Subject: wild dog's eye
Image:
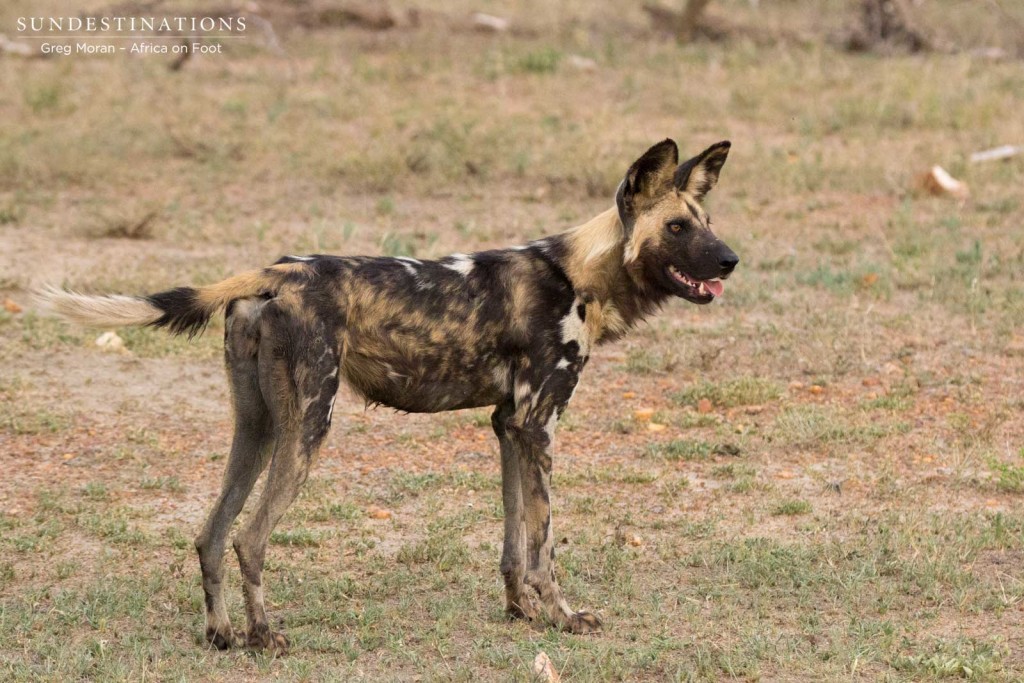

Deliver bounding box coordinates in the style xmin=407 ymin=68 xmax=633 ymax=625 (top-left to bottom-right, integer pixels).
xmin=668 ymin=223 xmax=683 ymax=234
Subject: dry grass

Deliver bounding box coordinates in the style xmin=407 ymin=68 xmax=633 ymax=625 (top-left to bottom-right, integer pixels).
xmin=2 ymin=0 xmax=1024 ymax=680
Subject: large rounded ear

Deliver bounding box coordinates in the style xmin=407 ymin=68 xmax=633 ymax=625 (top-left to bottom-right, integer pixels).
xmin=616 ymin=139 xmax=679 ymax=237
xmin=674 ymin=140 xmax=731 ymax=201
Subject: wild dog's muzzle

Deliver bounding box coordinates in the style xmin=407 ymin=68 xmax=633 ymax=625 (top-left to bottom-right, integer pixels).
xmin=667 ymin=240 xmax=739 ymax=303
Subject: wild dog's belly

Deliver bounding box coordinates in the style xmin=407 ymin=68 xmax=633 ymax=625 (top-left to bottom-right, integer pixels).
xmin=363 ymin=377 xmax=505 ymax=413
xmin=342 ymin=348 xmax=509 ymax=413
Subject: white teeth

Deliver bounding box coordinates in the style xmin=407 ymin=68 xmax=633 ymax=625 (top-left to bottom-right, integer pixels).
xmin=669 ymin=265 xmax=710 ymax=291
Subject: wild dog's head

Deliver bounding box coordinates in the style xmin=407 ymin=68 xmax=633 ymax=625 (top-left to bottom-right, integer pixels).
xmin=618 ymin=139 xmax=738 ymax=304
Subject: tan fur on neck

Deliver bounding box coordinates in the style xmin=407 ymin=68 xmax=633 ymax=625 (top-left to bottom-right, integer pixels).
xmin=560 ymin=207 xmax=635 ymax=341
xmin=562 ymin=207 xmax=625 ymax=298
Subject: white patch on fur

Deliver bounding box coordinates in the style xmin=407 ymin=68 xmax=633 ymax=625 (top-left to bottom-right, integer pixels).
xmin=555 ymin=358 xmax=570 ymax=370
xmin=286 ymin=255 xmax=314 ymax=261
xmin=326 ymin=395 xmax=336 ymax=424
xmin=37 ymin=287 xmax=163 ymax=329
xmin=559 ymin=300 xmax=592 ymax=357
xmin=534 ymin=238 xmax=555 ymax=255
xmin=514 ymin=379 xmax=532 ymax=405
xmin=394 ymin=256 xmax=436 ymax=289
xmin=442 ymin=254 xmax=474 ymax=276
xmin=545 ymin=410 xmax=559 ymax=442
xmin=492 ymin=365 xmax=510 ymax=393
xmin=394 ymin=256 xmax=420 ymax=279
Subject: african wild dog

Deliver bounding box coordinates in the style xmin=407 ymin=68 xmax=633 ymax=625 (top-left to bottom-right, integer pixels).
xmin=43 ymin=138 xmax=738 ymax=652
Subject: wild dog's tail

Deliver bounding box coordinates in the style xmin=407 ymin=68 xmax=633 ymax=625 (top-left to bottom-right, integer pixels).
xmin=40 ymin=263 xmax=304 ymax=338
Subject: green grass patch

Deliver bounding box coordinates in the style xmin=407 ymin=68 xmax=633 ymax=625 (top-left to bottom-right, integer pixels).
xmin=772 ymin=499 xmax=812 ymax=516
xmin=622 ymin=348 xmax=677 ymax=375
xmin=514 ymin=47 xmax=562 ymax=74
xmin=890 ymin=637 xmax=1003 ymax=679
xmin=729 ymin=476 xmax=769 ymax=494
xmin=305 ymin=501 xmax=364 ymax=523
xmin=773 ymin=405 xmax=907 ymax=449
xmin=860 ymin=382 xmax=917 ymax=412
xmin=386 ymin=470 xmax=498 ymax=502
xmin=699 ymin=537 xmax=819 ymax=589
xmin=77 ymin=510 xmax=148 ymax=546
xmin=711 ymin=463 xmax=757 ymax=479
xmin=0 ymin=406 xmax=71 ymax=435
xmin=645 ymin=439 xmax=713 ymax=461
xmin=396 ymin=529 xmax=470 ymax=571
xmin=271 ymin=528 xmax=324 ymax=547
xmin=989 ymin=451 xmax=1024 ymax=493
xmin=796 ymin=263 xmax=890 ymax=296
xmin=673 ymin=377 xmax=781 ymax=408
xmin=676 ymin=412 xmax=722 ymax=429
xmin=139 ymin=476 xmax=184 ymax=493
xmin=81 ymin=482 xmax=109 ymax=501
xmin=558 ymin=467 xmax=660 ymax=486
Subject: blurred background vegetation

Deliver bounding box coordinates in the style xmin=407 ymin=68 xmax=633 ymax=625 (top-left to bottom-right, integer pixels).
xmin=2 ymin=2 xmax=1024 ymax=680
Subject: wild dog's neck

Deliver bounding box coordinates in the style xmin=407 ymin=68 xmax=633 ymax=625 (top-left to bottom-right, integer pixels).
xmin=555 ymin=206 xmax=667 ymax=342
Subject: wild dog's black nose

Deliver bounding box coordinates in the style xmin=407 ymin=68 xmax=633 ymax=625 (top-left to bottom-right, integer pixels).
xmin=718 ymin=249 xmax=739 ymax=275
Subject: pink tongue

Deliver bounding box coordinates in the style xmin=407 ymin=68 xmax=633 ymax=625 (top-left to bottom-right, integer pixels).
xmin=704 ymin=279 xmax=724 ymax=297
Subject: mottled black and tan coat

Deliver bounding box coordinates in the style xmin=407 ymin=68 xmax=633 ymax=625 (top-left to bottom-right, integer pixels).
xmin=44 ymin=138 xmax=739 ymax=651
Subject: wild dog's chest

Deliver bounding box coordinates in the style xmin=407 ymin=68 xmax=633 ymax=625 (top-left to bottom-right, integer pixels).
xmin=547 ymin=296 xmax=620 ymax=376
xmin=558 ymin=300 xmax=594 ymax=362
xmin=557 ymin=296 xmax=621 ymax=359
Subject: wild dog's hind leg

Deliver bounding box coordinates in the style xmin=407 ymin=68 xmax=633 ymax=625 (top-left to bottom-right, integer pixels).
xmin=493 ymin=399 xmax=539 ymax=621
xmin=232 ymin=305 xmax=340 ymax=654
xmin=195 ymin=299 xmax=274 ymax=649
xmin=505 ymin=365 xmax=602 ymax=634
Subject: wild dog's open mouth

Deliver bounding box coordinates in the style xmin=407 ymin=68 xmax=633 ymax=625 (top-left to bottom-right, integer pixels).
xmin=667 ymin=265 xmax=724 ymax=303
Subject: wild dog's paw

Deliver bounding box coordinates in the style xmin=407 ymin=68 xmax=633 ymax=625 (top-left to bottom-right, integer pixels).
xmin=506 ymin=591 xmax=541 ymax=622
xmin=204 ymin=626 xmax=242 ymax=650
xmin=246 ymin=624 xmax=290 ymax=655
xmin=565 ymin=611 xmax=603 ymax=635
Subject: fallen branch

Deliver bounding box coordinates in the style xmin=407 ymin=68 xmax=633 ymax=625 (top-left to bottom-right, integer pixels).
xmin=970 ymin=145 xmax=1024 ymax=163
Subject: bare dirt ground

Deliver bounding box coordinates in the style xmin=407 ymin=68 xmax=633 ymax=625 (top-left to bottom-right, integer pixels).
xmin=2 ymin=0 xmax=1024 ymax=680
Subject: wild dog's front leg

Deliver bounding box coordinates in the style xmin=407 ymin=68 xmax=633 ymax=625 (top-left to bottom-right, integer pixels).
xmin=517 ymin=435 xmax=601 ymax=634
xmin=506 ymin=369 xmax=602 ymax=634
xmin=492 ymin=400 xmax=538 ymax=620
